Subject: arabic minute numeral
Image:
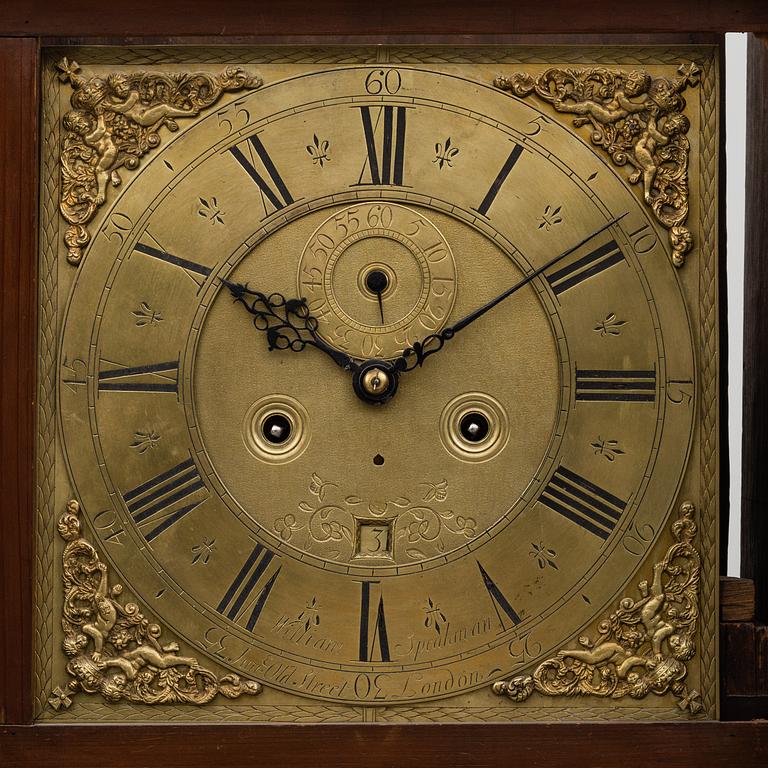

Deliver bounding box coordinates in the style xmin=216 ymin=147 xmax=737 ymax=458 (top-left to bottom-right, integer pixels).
xmin=364 ymin=69 xmax=402 ymax=95
xmin=622 ymin=521 xmax=656 ymax=556
xmin=666 ymin=378 xmax=694 ymax=405
xmin=216 ymin=99 xmax=250 ymax=135
xmin=101 ymin=212 xmax=133 ymax=243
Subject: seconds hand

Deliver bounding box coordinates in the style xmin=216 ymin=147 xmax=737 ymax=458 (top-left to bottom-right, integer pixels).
xmin=365 ymin=269 xmax=388 ymax=325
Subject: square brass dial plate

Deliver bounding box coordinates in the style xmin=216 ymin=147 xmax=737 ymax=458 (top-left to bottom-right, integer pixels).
xmin=35 ymin=44 xmax=719 ymax=723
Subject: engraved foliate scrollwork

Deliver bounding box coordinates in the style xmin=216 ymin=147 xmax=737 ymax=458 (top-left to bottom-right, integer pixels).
xmin=495 ymin=62 xmax=701 ymax=267
xmin=493 ymin=501 xmax=702 ymax=714
xmin=274 ymin=474 xmax=473 ymax=563
xmin=49 ymin=499 xmax=262 ymax=711
xmin=56 ymin=58 xmax=261 ymax=264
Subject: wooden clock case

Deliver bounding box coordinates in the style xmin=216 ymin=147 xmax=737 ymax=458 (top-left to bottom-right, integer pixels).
xmin=2 ymin=1 xmax=768 ymax=765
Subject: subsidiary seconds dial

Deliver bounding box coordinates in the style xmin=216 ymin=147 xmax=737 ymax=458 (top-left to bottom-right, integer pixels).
xmin=297 ymin=202 xmax=456 ymax=360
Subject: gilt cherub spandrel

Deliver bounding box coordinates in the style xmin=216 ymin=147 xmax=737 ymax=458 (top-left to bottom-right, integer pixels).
xmin=56 ymin=59 xmax=261 ymax=264
xmin=493 ymin=501 xmax=702 ymax=714
xmin=495 ymin=62 xmax=701 ymax=266
xmin=49 ymin=499 xmax=262 ymax=710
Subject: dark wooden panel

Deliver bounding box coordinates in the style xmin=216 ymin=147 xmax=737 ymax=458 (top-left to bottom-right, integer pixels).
xmin=721 ymin=695 xmax=768 ymax=720
xmin=722 ymin=622 xmax=758 ymax=695
xmin=0 ymin=0 xmax=767 ymax=36
xmin=0 ymin=37 xmax=38 ymax=725
xmin=721 ymin=577 xmax=756 ymax=622
xmin=742 ymin=34 xmax=768 ymax=622
xmin=1 ymin=723 xmax=768 ymax=767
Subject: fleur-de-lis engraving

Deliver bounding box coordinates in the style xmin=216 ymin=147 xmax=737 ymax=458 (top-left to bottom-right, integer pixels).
xmin=424 ymin=597 xmax=447 ymax=634
xmin=129 ymin=430 xmax=161 ymax=453
xmin=591 ymin=437 xmax=625 ymax=461
xmin=433 ymin=137 xmax=459 ymax=169
xmin=538 ymin=204 xmax=563 ymax=230
xmin=594 ymin=312 xmax=627 ymax=337
xmin=530 ymin=542 xmax=558 ymax=570
xmin=191 ymin=537 xmax=216 ymax=565
xmin=306 ymin=134 xmax=331 ymax=167
xmin=132 ymin=301 xmax=163 ymax=327
xmin=198 ymin=196 xmax=224 ymax=225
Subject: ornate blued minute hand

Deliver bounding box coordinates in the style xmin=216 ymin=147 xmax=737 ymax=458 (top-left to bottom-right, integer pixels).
xmin=393 ymin=213 xmax=629 ymax=373
xmin=220 ymin=279 xmax=358 ymax=372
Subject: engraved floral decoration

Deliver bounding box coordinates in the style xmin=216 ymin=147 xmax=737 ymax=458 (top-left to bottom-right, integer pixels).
xmin=495 ymin=62 xmax=701 ymax=267
xmin=56 ymin=59 xmax=261 ymax=264
xmin=306 ymin=134 xmax=331 ymax=167
xmin=433 ymin=137 xmax=459 ymax=169
xmin=494 ymin=501 xmax=702 ymax=714
xmin=132 ymin=301 xmax=163 ymax=327
xmin=593 ymin=312 xmax=626 ymax=337
xmin=274 ymin=474 xmax=475 ymax=562
xmin=49 ymin=500 xmax=261 ymax=710
xmin=129 ymin=429 xmax=161 ymax=453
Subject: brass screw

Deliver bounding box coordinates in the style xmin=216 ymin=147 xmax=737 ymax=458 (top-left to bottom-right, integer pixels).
xmin=361 ymin=367 xmax=389 ymax=395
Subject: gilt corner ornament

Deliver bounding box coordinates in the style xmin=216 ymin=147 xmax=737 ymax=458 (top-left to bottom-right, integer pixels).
xmin=48 ymin=499 xmax=262 ymax=712
xmin=495 ymin=62 xmax=701 ymax=267
xmin=56 ymin=58 xmax=261 ymax=265
xmin=493 ymin=501 xmax=703 ymax=715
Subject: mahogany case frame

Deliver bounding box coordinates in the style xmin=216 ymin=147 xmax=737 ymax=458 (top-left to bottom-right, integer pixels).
xmin=2 ymin=2 xmax=768 ymax=765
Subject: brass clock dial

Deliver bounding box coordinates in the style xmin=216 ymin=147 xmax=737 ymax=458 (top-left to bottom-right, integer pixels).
xmin=42 ymin=47 xmax=719 ymax=721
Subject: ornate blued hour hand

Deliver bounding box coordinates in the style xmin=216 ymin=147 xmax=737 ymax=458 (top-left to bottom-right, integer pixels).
xmin=393 ymin=213 xmax=629 ymax=373
xmin=220 ymin=279 xmax=358 ymax=372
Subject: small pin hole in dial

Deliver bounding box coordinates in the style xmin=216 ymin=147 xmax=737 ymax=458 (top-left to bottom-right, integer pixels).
xmin=373 ymin=454 xmax=385 ymax=466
